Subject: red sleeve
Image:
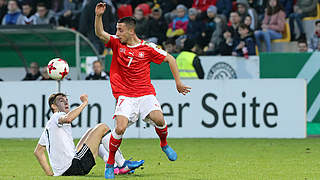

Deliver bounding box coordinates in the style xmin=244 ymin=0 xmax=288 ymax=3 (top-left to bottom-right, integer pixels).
xmin=105 ymin=35 xmax=119 ymax=50
xmin=148 ymin=43 xmax=167 ymax=64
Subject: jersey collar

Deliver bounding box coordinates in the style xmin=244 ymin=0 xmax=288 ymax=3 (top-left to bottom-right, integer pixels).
xmin=127 ymin=39 xmax=144 ymax=48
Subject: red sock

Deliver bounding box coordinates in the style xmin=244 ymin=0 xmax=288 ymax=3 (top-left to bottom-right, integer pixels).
xmin=155 ymin=125 xmax=168 ymax=147
xmin=107 ymin=134 xmax=122 ymax=165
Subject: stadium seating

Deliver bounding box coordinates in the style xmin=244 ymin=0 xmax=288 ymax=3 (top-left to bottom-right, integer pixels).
xmin=303 ymin=3 xmax=320 ymax=21
xmin=272 ymin=22 xmax=291 ymax=43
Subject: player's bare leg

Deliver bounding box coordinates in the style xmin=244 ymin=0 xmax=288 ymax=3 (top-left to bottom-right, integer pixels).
xmin=104 ymin=115 xmax=128 ymax=179
xmin=149 ymin=110 xmax=177 ymax=161
xmin=83 ymin=123 xmax=110 ymax=158
xmin=76 ymin=128 xmax=93 ymax=152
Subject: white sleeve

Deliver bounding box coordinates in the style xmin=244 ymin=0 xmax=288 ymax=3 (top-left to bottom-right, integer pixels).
xmin=38 ymin=131 xmax=46 ymax=146
xmin=51 ymin=112 xmax=67 ymax=127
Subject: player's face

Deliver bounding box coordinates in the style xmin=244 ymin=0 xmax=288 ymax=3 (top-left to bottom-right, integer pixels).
xmin=55 ymin=95 xmax=70 ymax=113
xmin=116 ymin=23 xmax=131 ymax=44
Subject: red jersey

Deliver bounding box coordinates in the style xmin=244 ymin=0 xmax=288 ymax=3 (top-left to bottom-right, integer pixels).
xmin=105 ymin=35 xmax=167 ymax=99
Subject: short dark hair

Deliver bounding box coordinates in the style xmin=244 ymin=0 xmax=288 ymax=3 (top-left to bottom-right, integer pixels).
xmin=37 ymin=2 xmax=47 ymax=8
xmin=239 ymin=23 xmax=249 ymax=30
xmin=315 ymin=20 xmax=320 ymax=26
xmin=48 ymin=93 xmax=66 ymax=113
xmin=297 ymin=39 xmax=307 ymax=47
xmin=93 ymin=60 xmax=102 ymax=66
xmin=118 ymin=16 xmax=136 ymax=30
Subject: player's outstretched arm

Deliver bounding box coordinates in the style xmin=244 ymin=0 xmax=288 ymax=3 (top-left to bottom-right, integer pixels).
xmin=34 ymin=144 xmax=53 ymax=176
xmin=58 ymin=94 xmax=88 ymax=124
xmin=164 ymin=54 xmax=191 ymax=95
xmin=95 ymin=2 xmax=111 ymax=43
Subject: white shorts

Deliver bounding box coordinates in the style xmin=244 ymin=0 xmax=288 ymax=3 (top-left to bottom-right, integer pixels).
xmin=114 ymin=95 xmax=162 ymax=127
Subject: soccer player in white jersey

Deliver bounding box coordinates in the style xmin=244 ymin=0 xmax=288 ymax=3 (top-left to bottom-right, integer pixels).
xmin=34 ymin=93 xmax=144 ymax=176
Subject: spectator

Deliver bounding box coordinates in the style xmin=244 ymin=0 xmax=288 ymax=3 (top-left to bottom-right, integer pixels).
xmin=216 ymin=0 xmax=232 ymax=19
xmin=135 ymin=3 xmax=151 ymax=19
xmin=316 ymin=41 xmax=320 ymax=52
xmin=248 ymin=0 xmax=266 ymax=23
xmin=233 ymin=23 xmax=256 ymax=57
xmin=163 ymin=38 xmax=178 ymax=54
xmin=85 ymin=60 xmax=109 ymax=80
xmin=22 ymin=62 xmax=41 ymax=81
xmin=309 ymin=20 xmax=320 ymax=51
xmin=0 ymin=0 xmax=7 ymax=23
xmin=244 ymin=15 xmax=255 ymax=37
xmin=279 ymin=0 xmax=293 ymax=18
xmin=207 ymin=27 xmax=235 ymax=55
xmin=207 ymin=15 xmax=227 ymax=52
xmin=17 ymin=3 xmax=37 ymax=25
xmin=289 ymin=0 xmax=317 ymax=41
xmin=198 ymin=5 xmax=217 ymax=48
xmin=236 ymin=0 xmax=258 ymax=31
xmin=79 ymin=0 xmax=116 ymax=54
xmin=146 ymin=6 xmax=168 ymax=45
xmin=192 ymin=0 xmax=216 ymax=13
xmin=186 ymin=8 xmax=203 ymax=42
xmin=1 ymin=0 xmax=21 ymax=25
xmin=134 ymin=7 xmax=148 ymax=39
xmin=35 ymin=3 xmax=56 ymax=25
xmin=297 ymin=39 xmax=310 ymax=52
xmin=229 ymin=11 xmax=241 ymax=42
xmin=40 ymin=66 xmax=54 ymax=80
xmin=254 ymin=0 xmax=285 ymax=52
xmin=56 ymin=0 xmax=86 ymax=29
xmin=176 ymin=38 xmax=204 ymax=79
xmin=166 ymin=4 xmax=189 ymax=39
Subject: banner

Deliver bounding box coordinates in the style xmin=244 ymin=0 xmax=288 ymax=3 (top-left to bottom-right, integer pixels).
xmin=0 ymin=80 xmax=306 ymax=138
xmin=200 ymin=56 xmax=260 ymax=79
xmin=260 ymin=52 xmax=320 ymax=135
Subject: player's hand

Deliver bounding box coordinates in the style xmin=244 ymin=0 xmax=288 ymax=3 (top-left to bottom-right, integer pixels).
xmin=176 ymin=82 xmax=191 ymax=95
xmin=80 ymin=94 xmax=88 ymax=104
xmin=95 ymin=2 xmax=106 ymax=17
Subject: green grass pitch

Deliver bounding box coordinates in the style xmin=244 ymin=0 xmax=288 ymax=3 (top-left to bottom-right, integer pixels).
xmin=1 ymin=138 xmax=320 ymax=180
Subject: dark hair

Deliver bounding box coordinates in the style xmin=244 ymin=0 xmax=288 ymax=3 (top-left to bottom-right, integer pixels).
xmin=230 ymin=11 xmax=240 ymax=16
xmin=298 ymin=39 xmax=307 ymax=44
xmin=266 ymin=0 xmax=283 ymax=16
xmin=182 ymin=38 xmax=195 ymax=51
xmin=163 ymin=38 xmax=176 ymax=46
xmin=48 ymin=93 xmax=66 ymax=113
xmin=239 ymin=23 xmax=249 ymax=30
xmin=93 ymin=60 xmax=102 ymax=66
xmin=118 ymin=16 xmax=136 ymax=30
xmin=37 ymin=2 xmax=47 ymax=8
xmin=315 ymin=20 xmax=320 ymax=26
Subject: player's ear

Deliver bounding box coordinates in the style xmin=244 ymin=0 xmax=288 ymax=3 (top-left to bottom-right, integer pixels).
xmin=51 ymin=104 xmax=57 ymax=112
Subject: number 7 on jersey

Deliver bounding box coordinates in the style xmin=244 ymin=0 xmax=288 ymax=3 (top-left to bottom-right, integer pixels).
xmin=127 ymin=56 xmax=133 ymax=67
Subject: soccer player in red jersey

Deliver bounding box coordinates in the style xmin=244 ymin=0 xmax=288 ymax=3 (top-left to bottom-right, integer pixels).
xmin=95 ymin=2 xmax=191 ymax=179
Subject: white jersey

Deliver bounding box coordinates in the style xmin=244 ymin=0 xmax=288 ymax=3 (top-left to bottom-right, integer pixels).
xmin=38 ymin=112 xmax=76 ymax=176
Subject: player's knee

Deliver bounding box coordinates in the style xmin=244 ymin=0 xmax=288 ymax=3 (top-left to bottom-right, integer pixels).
xmin=115 ymin=126 xmax=126 ymax=135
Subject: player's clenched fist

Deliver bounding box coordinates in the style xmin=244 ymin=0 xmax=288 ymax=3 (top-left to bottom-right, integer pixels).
xmin=95 ymin=2 xmax=106 ymax=16
xmin=80 ymin=94 xmax=88 ymax=104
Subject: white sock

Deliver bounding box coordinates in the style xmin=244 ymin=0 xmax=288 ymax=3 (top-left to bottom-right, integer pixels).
xmin=100 ymin=130 xmax=125 ymax=167
xmin=98 ymin=144 xmax=108 ymax=163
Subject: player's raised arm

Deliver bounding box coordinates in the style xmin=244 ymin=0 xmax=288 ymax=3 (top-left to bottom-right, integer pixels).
xmin=58 ymin=94 xmax=88 ymax=124
xmin=95 ymin=2 xmax=111 ymax=43
xmin=164 ymin=54 xmax=191 ymax=95
xmin=34 ymin=144 xmax=53 ymax=176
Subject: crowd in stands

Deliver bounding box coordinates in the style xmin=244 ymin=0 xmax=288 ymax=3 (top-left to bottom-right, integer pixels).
xmin=0 ymin=0 xmax=319 ymax=57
